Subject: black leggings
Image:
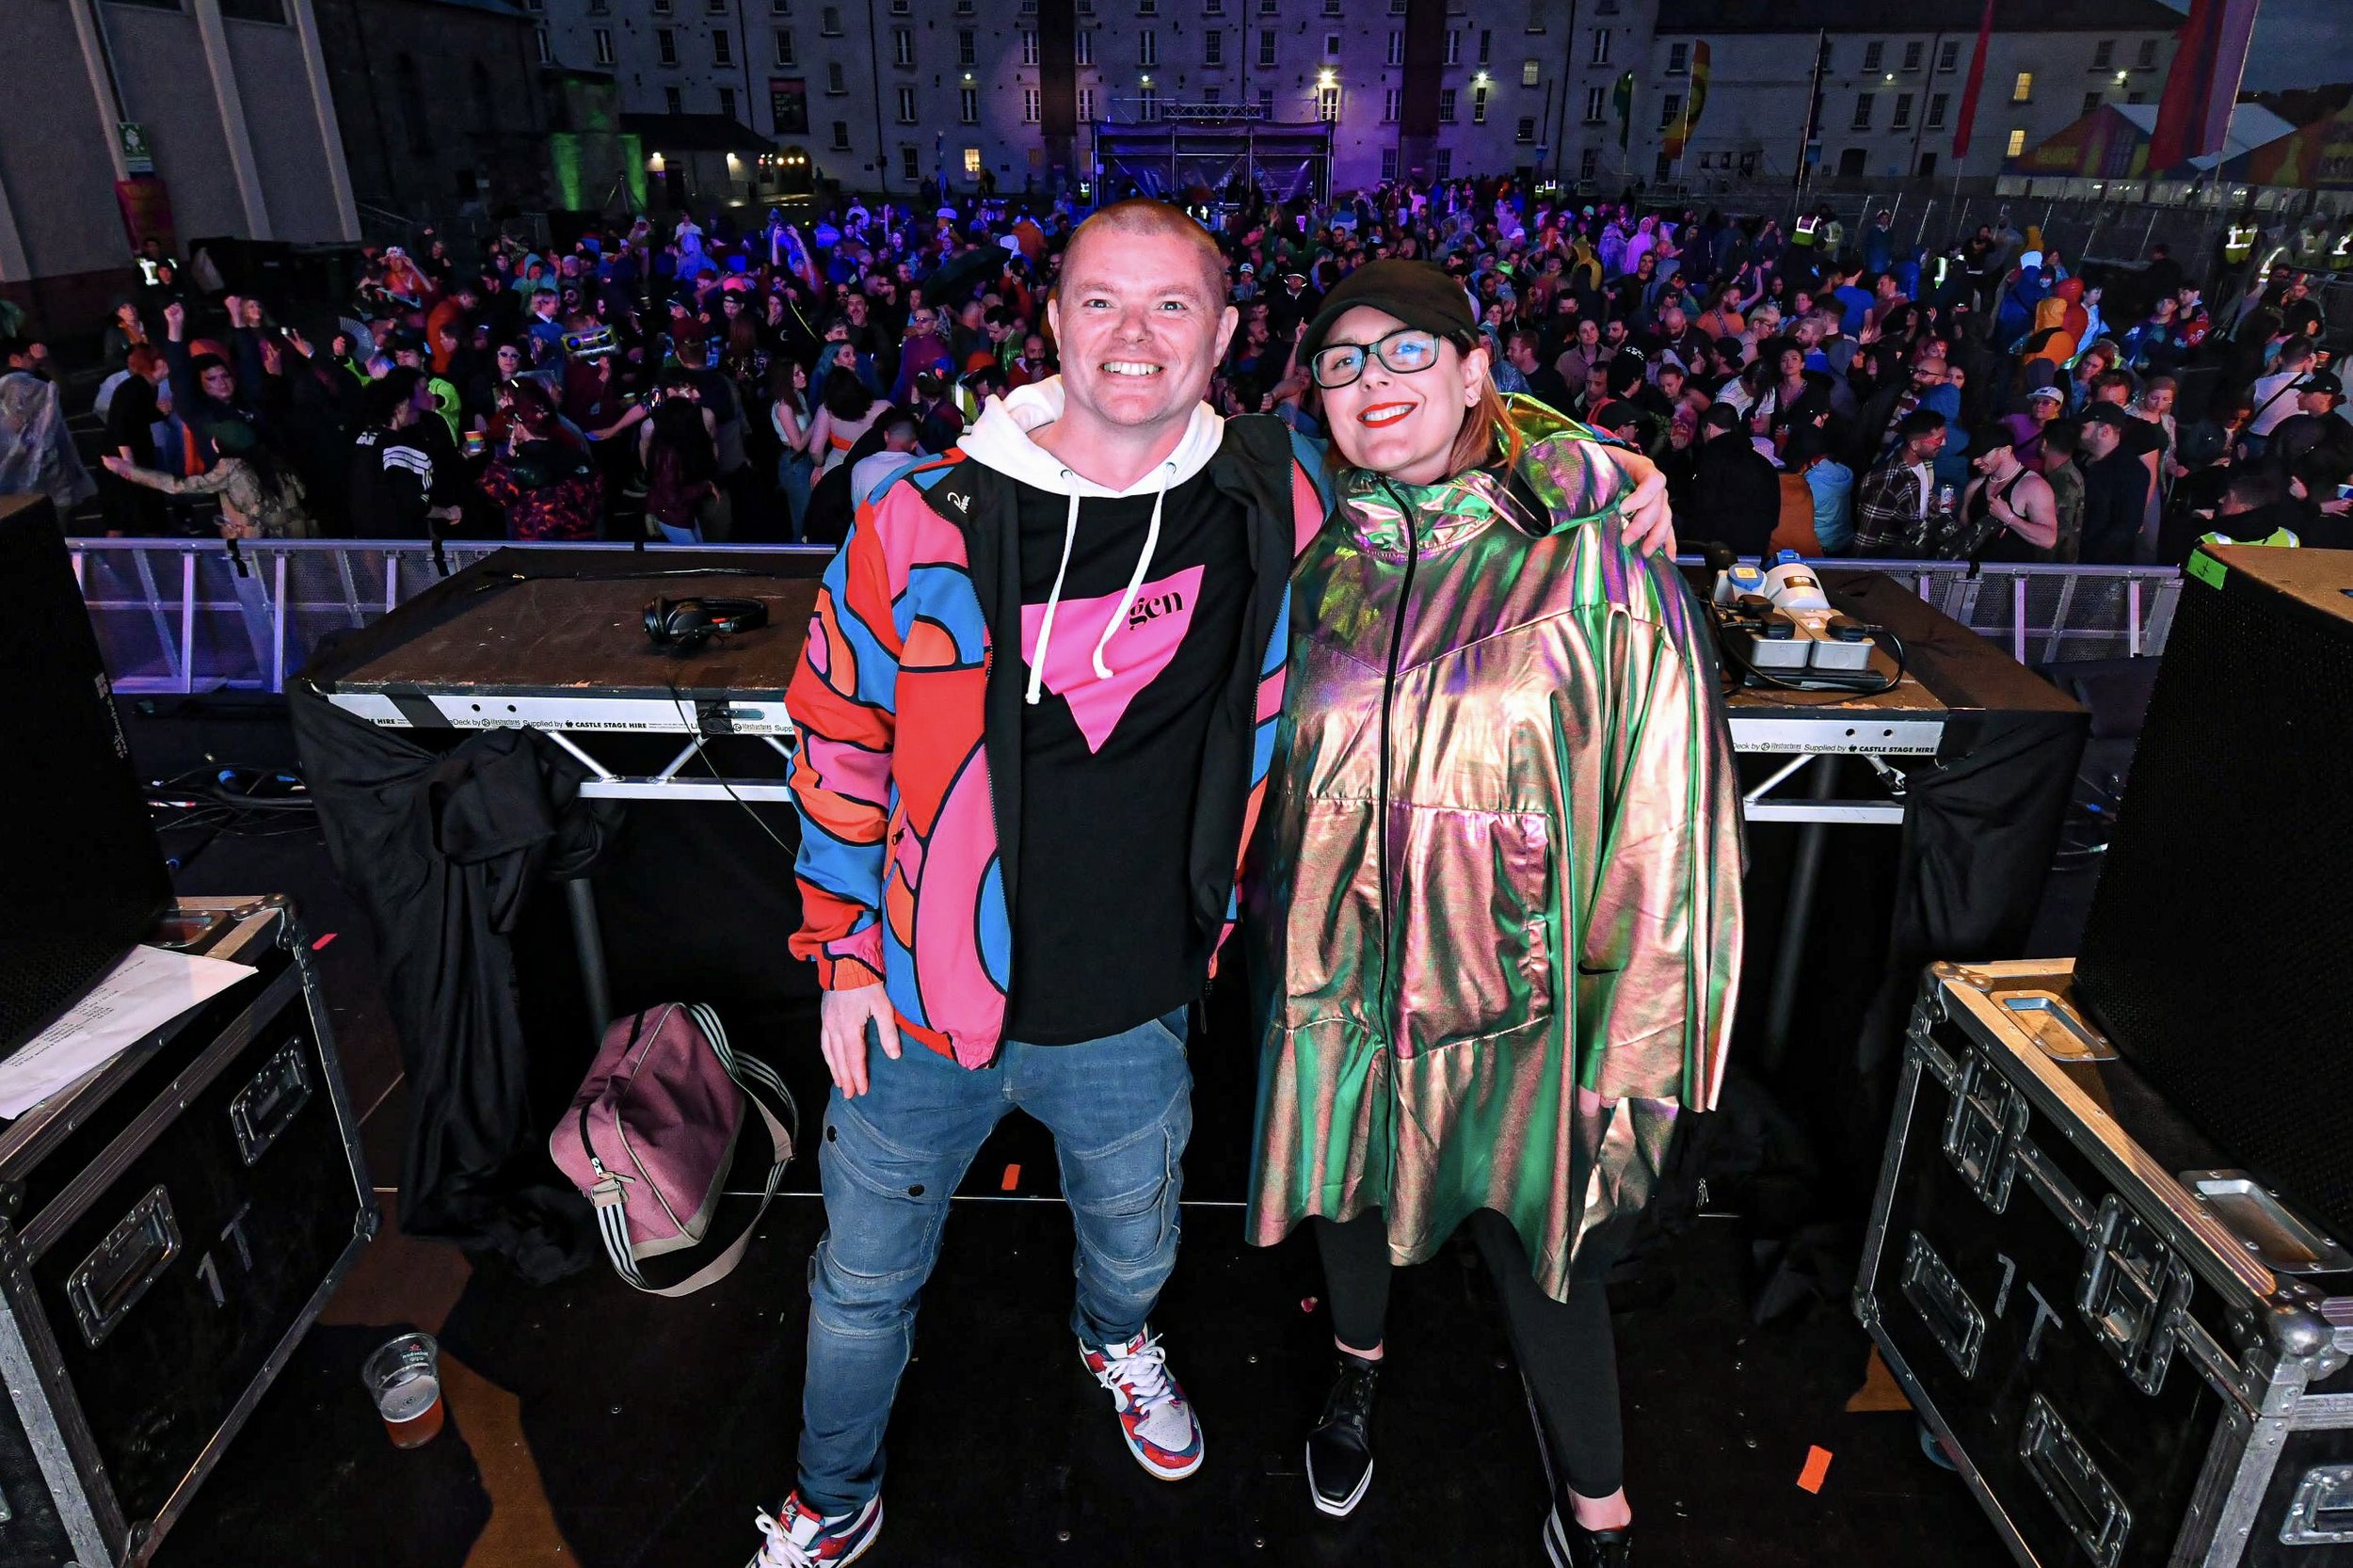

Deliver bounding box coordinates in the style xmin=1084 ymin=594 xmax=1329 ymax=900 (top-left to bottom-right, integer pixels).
xmin=1313 ymin=1208 xmax=1624 ymax=1497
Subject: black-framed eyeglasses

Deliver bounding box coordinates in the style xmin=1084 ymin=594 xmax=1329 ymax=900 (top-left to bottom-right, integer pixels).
xmin=1311 ymin=327 xmax=1446 ymax=390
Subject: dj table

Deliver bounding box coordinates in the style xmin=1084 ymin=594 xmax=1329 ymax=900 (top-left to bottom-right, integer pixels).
xmin=1710 ymin=569 xmax=2086 ymax=1068
xmin=313 ymin=550 xmax=827 ymax=803
xmin=303 ymin=551 xmax=2080 ymax=1110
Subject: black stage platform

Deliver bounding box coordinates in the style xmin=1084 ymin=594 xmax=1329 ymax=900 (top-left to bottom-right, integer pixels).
xmin=122 ymin=682 xmax=2037 ymax=1567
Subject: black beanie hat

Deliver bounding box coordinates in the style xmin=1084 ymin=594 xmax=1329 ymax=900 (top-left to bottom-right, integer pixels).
xmin=1298 ymin=259 xmax=1478 ymax=364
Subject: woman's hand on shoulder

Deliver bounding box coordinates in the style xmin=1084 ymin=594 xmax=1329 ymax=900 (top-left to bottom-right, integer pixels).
xmin=1608 ymin=447 xmax=1677 ymax=557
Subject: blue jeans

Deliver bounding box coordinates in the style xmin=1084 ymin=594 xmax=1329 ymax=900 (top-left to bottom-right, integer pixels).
xmin=796 ymin=1009 xmax=1193 ymax=1515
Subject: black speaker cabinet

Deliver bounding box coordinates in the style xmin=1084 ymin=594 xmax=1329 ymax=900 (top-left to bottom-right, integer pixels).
xmin=0 ymin=496 xmax=173 ymax=1055
xmin=2074 ymin=546 xmax=2353 ymax=1244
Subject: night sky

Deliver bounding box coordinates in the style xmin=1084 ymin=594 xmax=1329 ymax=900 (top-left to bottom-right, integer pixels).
xmin=2169 ymin=0 xmax=2353 ymax=91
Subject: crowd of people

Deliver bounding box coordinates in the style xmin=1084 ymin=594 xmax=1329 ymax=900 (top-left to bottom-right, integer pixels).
xmin=0 ymin=181 xmax=2345 ymax=564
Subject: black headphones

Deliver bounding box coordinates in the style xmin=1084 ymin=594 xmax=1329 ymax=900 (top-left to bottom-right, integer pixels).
xmin=644 ymin=596 xmax=770 ymax=651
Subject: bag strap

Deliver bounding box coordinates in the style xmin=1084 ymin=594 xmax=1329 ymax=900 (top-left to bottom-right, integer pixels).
xmin=591 ymin=1002 xmax=798 ymax=1298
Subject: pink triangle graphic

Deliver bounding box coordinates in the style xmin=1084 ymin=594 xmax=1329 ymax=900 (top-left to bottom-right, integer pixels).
xmin=1020 ymin=565 xmax=1207 ymax=753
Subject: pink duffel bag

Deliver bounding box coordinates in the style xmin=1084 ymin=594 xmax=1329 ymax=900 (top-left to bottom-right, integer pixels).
xmin=552 ymin=1002 xmax=797 ymax=1296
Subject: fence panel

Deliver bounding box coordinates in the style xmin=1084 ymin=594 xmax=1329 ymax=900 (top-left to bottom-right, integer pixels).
xmin=68 ymin=539 xmax=2178 ymax=700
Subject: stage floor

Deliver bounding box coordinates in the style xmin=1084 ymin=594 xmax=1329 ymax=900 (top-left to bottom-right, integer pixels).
xmin=131 ymin=696 xmax=2016 ymax=1568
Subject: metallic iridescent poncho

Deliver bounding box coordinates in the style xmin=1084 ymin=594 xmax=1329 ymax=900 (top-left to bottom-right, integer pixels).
xmin=1245 ymin=401 xmax=1745 ymax=1302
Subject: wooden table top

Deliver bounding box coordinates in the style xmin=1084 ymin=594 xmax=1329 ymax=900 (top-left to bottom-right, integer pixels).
xmin=328 ymin=568 xmax=820 ymax=701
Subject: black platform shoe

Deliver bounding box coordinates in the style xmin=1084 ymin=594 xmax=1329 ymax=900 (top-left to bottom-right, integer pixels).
xmin=1543 ymin=1504 xmax=1632 ymax=1568
xmin=1305 ymin=1354 xmax=1381 ymax=1516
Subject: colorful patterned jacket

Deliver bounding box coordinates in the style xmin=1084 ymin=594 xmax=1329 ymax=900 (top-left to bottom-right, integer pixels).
xmin=785 ymin=382 xmax=1328 ymax=1067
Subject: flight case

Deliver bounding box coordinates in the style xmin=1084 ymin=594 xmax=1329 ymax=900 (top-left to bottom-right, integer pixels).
xmin=1858 ymin=960 xmax=2353 ymax=1568
xmin=0 ymin=896 xmax=376 ymax=1566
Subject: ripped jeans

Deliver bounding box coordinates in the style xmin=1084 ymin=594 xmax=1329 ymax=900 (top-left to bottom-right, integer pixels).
xmin=795 ymin=1009 xmax=1193 ymax=1515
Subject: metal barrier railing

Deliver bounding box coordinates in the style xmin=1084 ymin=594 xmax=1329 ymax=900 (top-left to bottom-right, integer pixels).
xmin=66 ymin=536 xmax=2179 ymax=696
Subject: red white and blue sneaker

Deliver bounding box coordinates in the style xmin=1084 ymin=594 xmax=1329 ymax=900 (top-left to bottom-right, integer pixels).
xmin=746 ymin=1491 xmax=882 ymax=1568
xmin=1080 ymin=1328 xmax=1206 ymax=1480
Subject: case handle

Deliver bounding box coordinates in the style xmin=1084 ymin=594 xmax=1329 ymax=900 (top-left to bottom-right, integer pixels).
xmin=67 ymin=1186 xmax=182 ymax=1350
xmin=2019 ymin=1394 xmax=2132 ymax=1568
xmin=230 ymin=1041 xmax=313 ymax=1166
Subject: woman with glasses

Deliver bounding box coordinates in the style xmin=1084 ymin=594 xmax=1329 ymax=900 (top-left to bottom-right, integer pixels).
xmin=1246 ymin=261 xmax=1743 ymax=1568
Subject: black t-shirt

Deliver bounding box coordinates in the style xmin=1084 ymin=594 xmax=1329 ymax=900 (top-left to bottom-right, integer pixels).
xmin=1001 ymin=468 xmax=1251 ymax=1044
xmin=2113 ymin=414 xmax=2166 ymax=458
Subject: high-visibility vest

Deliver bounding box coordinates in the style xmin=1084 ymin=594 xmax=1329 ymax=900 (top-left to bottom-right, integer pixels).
xmin=1793 ymin=214 xmax=1819 ymax=248
xmin=2331 ymin=231 xmax=2352 ymax=268
xmin=2223 ymin=224 xmax=2257 ymax=264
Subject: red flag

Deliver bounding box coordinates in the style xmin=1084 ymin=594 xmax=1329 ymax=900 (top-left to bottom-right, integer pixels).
xmin=1949 ymin=0 xmax=1997 ymax=160
xmin=2149 ymin=0 xmax=2260 ymax=172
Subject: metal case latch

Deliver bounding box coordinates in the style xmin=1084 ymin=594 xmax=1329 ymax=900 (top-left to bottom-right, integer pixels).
xmin=1943 ymin=1048 xmax=2030 ymax=1212
xmin=2020 ymin=1394 xmax=2133 ymax=1568
xmin=2282 ymin=1464 xmax=2353 ymax=1545
xmin=2076 ymin=1194 xmax=2193 ymax=1396
xmin=1900 ymin=1231 xmax=1986 ymax=1379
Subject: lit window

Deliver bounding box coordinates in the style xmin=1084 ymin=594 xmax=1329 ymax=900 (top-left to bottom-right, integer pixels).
xmin=965 ymin=147 xmax=983 ymax=177
xmin=1522 ymin=58 xmax=1539 ymax=87
xmin=2007 ymin=127 xmax=2026 ymax=156
xmin=1318 ymin=83 xmax=1339 ymax=120
xmin=2011 ymin=72 xmax=2032 ymax=103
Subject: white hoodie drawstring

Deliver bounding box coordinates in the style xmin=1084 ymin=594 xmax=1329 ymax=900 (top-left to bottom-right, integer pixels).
xmin=1025 ymin=457 xmax=1175 ymax=700
xmin=1026 ymin=479 xmax=1083 ymax=706
xmin=1092 ymin=461 xmax=1172 ymax=679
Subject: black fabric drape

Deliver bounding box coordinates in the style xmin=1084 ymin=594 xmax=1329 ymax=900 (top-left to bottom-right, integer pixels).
xmin=1624 ymin=570 xmax=2087 ymax=1318
xmin=288 ymin=682 xmax=614 ymax=1283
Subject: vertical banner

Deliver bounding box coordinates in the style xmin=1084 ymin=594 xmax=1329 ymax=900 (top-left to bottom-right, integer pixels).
xmin=2150 ymin=0 xmax=2260 ymax=172
xmin=1949 ymin=0 xmax=1996 ymax=160
xmin=1662 ymin=41 xmax=1710 ymax=159
xmin=769 ymin=78 xmax=809 ymax=135
xmin=115 ymin=177 xmax=177 ymax=255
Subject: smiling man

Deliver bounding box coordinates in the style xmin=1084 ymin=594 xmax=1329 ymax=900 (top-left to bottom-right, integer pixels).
xmin=762 ymin=200 xmax=1672 ymax=1567
xmin=761 ymin=199 xmax=1321 ymax=1568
